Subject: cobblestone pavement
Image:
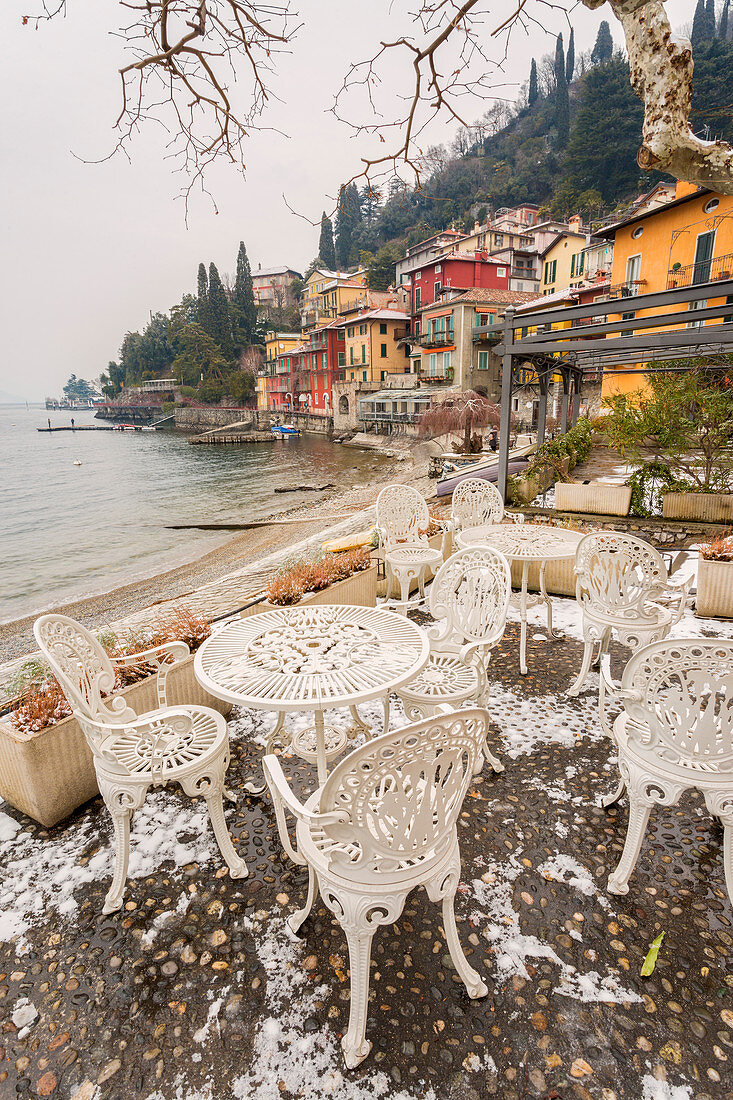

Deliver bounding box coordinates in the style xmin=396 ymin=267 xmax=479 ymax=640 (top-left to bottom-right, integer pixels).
xmin=1 ymin=600 xmax=732 ymax=1100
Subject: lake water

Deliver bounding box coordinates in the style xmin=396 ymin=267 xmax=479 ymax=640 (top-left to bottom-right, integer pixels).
xmin=0 ymin=406 xmax=387 ymax=624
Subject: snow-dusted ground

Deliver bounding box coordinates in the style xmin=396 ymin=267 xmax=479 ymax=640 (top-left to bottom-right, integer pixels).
xmin=2 ymin=575 xmax=725 ymax=1099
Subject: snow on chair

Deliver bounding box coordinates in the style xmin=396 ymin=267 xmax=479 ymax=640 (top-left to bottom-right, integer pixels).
xmin=602 ymin=638 xmax=733 ymax=906
xmin=33 ymin=613 xmax=247 ymax=914
xmin=566 ymin=530 xmax=689 ymax=699
xmin=263 ymin=708 xmax=491 ymax=1068
xmin=375 ymin=483 xmax=444 ymax=614
xmin=394 ymin=548 xmax=510 ymax=775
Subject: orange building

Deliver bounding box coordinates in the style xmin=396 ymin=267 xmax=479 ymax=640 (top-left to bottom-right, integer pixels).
xmin=596 ymin=182 xmax=733 ymax=398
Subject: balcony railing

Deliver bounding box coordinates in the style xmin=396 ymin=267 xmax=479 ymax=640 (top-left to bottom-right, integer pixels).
xmin=472 ymin=325 xmax=501 ymax=342
xmin=666 ymin=253 xmax=733 ymax=290
xmin=413 ymin=330 xmax=455 ymax=348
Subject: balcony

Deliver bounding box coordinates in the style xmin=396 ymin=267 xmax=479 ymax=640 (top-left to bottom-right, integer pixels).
xmin=417 ymin=367 xmax=454 ymax=384
xmin=666 ymin=253 xmax=733 ymax=290
xmin=412 ymin=330 xmax=455 ymax=348
xmin=472 ymin=325 xmax=501 ymax=342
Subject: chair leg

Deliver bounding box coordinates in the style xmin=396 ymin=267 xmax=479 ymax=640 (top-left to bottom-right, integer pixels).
xmin=601 ymin=777 xmax=626 ymax=809
xmin=417 ymin=565 xmax=427 ymax=600
xmin=607 ymin=797 xmax=652 ymax=895
xmin=103 ymin=806 xmax=133 ymax=915
xmin=341 ymin=922 xmax=377 ymax=1069
xmin=382 ymin=694 xmax=390 ymax=734
xmin=723 ymin=821 xmax=733 ymax=909
xmin=398 ymin=571 xmax=411 ymax=616
xmin=289 ymin=866 xmax=319 ymax=935
xmin=442 ymin=889 xmax=488 ymax=999
xmin=567 ymin=636 xmax=595 ymax=697
xmin=204 ymin=785 xmax=248 ymax=880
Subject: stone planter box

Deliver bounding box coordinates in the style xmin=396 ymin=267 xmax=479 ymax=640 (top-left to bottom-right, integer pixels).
xmin=511 ymin=458 xmax=569 ymax=505
xmin=663 ymin=492 xmax=733 ymax=523
xmin=555 ymin=481 xmax=632 ymax=517
xmin=0 ymin=655 xmax=232 ymax=828
xmin=696 ymin=558 xmax=733 ymax=619
xmin=242 ymin=562 xmax=379 ymax=617
xmin=509 ymin=556 xmax=576 ymax=598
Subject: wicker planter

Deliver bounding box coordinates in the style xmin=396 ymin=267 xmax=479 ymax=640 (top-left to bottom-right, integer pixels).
xmin=242 ymin=562 xmax=379 ymax=618
xmin=696 ymin=558 xmax=733 ymax=619
xmin=662 ymin=492 xmax=733 ymax=523
xmin=0 ymin=655 xmax=231 ymax=827
xmin=555 ymin=481 xmax=632 ymax=517
xmin=509 ymin=556 xmax=576 ymax=598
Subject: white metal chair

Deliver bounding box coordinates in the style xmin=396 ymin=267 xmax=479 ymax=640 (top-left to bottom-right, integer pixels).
xmin=449 ymin=477 xmax=521 ymax=535
xmin=263 ymin=708 xmax=491 ymax=1068
xmin=567 ymin=531 xmax=689 ymax=699
xmin=34 ymin=614 xmax=247 ymax=913
xmin=375 ymin=484 xmax=445 ymax=614
xmin=395 ymin=548 xmax=510 ymax=776
xmin=601 ymin=638 xmax=733 ymax=905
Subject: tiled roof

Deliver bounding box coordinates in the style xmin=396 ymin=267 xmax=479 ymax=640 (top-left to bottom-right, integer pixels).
xmin=515 ymin=288 xmax=578 ymax=311
xmin=434 ymin=288 xmax=538 ymax=306
xmin=252 ymin=266 xmax=301 ymax=278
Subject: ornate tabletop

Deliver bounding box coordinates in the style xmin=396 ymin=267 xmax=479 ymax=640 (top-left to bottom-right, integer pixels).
xmin=195 ymin=604 xmax=429 ymax=712
xmin=456 ymin=523 xmax=584 ymax=560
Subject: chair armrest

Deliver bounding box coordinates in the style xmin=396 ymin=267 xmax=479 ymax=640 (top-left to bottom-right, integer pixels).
xmin=262 ymin=755 xmax=349 ymax=866
xmin=656 ymin=575 xmax=691 ymax=625
xmin=111 ymin=641 xmax=190 ymax=708
xmin=504 ymin=509 xmax=525 ymax=525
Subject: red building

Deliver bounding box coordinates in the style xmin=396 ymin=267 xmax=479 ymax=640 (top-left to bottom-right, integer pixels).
xmin=268 ymin=322 xmax=345 ymax=414
xmin=408 ymin=252 xmax=511 ymax=331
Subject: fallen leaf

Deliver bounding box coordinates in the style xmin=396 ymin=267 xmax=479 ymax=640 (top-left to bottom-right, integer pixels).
xmin=641 ymin=932 xmax=665 ymax=977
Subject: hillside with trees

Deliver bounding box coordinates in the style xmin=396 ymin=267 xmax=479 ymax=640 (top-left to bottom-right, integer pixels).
xmin=101 ymin=242 xmax=261 ymax=405
xmin=314 ymin=26 xmax=733 ymax=281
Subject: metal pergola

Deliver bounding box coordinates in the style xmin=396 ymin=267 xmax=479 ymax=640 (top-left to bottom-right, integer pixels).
xmin=495 ymin=279 xmax=733 ymax=500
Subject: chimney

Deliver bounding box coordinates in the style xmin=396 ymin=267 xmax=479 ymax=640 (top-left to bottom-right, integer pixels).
xmin=568 ymin=214 xmax=581 ymax=233
xmin=474 ymin=222 xmax=480 ymax=233
xmin=258 ymin=263 xmax=261 ymax=271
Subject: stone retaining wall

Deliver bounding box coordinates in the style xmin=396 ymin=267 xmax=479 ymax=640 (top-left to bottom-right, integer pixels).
xmin=517 ymin=506 xmax=724 ymax=549
xmin=174 ymin=407 xmax=257 ymax=432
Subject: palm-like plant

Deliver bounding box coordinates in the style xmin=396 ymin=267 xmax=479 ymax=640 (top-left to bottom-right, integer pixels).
xmin=419 ymin=390 xmax=500 ymax=454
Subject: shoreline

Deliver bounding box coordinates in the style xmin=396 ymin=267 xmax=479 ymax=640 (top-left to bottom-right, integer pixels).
xmin=0 ymin=443 xmax=430 ymax=666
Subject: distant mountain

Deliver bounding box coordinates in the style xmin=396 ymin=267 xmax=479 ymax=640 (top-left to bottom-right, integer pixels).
xmin=0 ymin=389 xmax=27 ymax=404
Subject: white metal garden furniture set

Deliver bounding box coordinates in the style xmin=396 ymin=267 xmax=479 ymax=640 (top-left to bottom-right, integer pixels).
xmin=263 ymin=708 xmax=492 ymax=1068
xmin=567 ymin=530 xmax=689 ymax=701
xmin=455 ymin=522 xmax=584 ymax=675
xmin=34 ymin=613 xmax=247 ymax=914
xmin=448 ymin=476 xmax=522 ymax=534
xmin=375 ymin=483 xmax=445 ymax=614
xmin=194 ymin=604 xmax=430 ymax=787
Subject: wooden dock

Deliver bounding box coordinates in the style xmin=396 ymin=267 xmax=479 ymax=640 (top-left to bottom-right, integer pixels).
xmin=37 ymin=425 xmax=115 ymax=432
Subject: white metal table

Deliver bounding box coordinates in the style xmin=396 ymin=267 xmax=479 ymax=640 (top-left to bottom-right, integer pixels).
xmin=456 ymin=523 xmax=584 ymax=675
xmin=194 ymin=604 xmax=430 ymax=787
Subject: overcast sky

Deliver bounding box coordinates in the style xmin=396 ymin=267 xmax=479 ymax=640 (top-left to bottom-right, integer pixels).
xmin=1 ymin=0 xmax=689 ymax=400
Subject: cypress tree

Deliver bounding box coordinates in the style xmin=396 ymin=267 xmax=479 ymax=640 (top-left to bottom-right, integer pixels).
xmin=528 ymin=58 xmax=539 ymax=106
xmin=566 ymin=28 xmax=575 ymax=83
xmin=196 ymin=261 xmax=213 ymax=337
xmin=233 ymin=242 xmax=257 ymax=348
xmin=554 ymin=35 xmax=570 ymax=146
xmin=720 ymin=0 xmax=730 ymax=39
xmin=207 ymin=262 xmax=233 ymax=360
xmin=706 ymin=0 xmax=717 ymax=37
xmin=318 ymin=212 xmax=336 ymax=270
xmin=591 ymin=20 xmax=614 ymax=64
xmin=692 ymin=0 xmax=709 ymax=45
xmin=335 ymin=186 xmax=355 ymax=269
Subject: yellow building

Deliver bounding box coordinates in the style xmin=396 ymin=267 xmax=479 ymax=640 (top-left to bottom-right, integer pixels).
xmin=301 ymin=269 xmax=367 ymax=329
xmin=337 ymin=309 xmax=411 ymax=385
xmin=540 ymin=226 xmax=595 ymax=296
xmin=259 ymin=330 xmax=301 ymax=409
xmin=597 ymin=181 xmax=733 ymax=397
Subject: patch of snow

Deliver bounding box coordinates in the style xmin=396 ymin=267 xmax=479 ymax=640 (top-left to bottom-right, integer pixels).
xmin=12 ymin=997 xmax=38 ymax=1038
xmin=232 ymin=909 xmax=439 ymax=1100
xmin=0 ymin=812 xmax=21 ymax=843
xmin=538 ymin=854 xmax=604 ymax=901
xmin=467 ymin=855 xmax=640 ymax=1004
xmin=641 ymin=1075 xmax=692 ymax=1100
xmin=141 ymin=891 xmax=192 ymax=948
xmin=193 ymin=988 xmax=229 ymax=1045
xmin=0 ymin=790 xmax=222 ymax=948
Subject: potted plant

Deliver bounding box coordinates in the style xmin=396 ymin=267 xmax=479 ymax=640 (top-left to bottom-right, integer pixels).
xmin=0 ymin=609 xmax=228 ymax=827
xmin=241 ymin=546 xmax=378 ymax=613
xmin=696 ymin=532 xmax=733 ymax=618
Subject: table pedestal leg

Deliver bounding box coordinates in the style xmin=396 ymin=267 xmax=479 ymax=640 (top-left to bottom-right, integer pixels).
xmin=519 ymin=562 xmax=529 ymax=676
xmin=243 ymin=710 xmax=286 ymax=796
xmin=539 ymin=562 xmax=559 ymax=639
xmin=315 ymin=709 xmax=328 ymax=788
